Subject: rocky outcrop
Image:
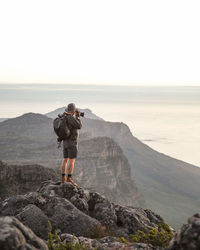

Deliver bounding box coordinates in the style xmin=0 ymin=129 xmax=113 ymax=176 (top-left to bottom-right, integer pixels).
xmin=0 ymin=181 xmax=165 ymax=242
xmin=0 ymin=216 xmax=48 ymax=250
xmin=0 ymin=216 xmax=162 ymax=250
xmin=0 ymin=161 xmax=58 ymax=200
xmin=167 ymin=213 xmax=200 ymax=250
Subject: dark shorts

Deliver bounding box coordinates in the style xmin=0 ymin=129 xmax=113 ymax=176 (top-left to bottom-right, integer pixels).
xmin=63 ymin=141 xmax=78 ymax=159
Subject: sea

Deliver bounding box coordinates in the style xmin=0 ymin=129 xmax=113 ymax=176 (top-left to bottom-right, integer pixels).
xmin=1 ymin=83 xmax=200 ymax=167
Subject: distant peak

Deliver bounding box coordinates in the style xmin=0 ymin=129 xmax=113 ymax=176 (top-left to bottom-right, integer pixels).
xmin=0 ymin=112 xmax=51 ymax=126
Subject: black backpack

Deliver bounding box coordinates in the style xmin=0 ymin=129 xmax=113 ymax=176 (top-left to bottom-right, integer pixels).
xmin=53 ymin=113 xmax=71 ymax=143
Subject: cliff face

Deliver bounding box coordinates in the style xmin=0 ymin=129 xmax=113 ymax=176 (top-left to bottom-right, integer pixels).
xmin=0 ymin=161 xmax=58 ymax=200
xmin=79 ymin=117 xmax=200 ymax=229
xmin=75 ymin=137 xmax=145 ymax=207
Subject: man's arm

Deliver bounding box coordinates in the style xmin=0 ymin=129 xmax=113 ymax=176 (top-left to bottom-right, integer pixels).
xmin=67 ymin=115 xmax=82 ymax=129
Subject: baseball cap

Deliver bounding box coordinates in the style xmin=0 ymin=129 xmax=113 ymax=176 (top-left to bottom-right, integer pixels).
xmin=65 ymin=103 xmax=76 ymax=112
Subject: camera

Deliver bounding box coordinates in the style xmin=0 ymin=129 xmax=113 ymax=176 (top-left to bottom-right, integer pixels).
xmin=75 ymin=110 xmax=84 ymax=117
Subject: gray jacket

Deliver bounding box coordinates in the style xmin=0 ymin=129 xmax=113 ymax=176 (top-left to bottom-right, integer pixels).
xmin=63 ymin=113 xmax=82 ymax=146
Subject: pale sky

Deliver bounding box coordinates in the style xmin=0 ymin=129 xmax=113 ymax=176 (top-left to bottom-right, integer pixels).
xmin=0 ymin=0 xmax=200 ymax=86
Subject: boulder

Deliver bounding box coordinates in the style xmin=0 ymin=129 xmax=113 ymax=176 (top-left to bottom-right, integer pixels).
xmin=0 ymin=216 xmax=48 ymax=250
xmin=167 ymin=213 xmax=200 ymax=250
xmin=16 ymin=204 xmax=49 ymax=239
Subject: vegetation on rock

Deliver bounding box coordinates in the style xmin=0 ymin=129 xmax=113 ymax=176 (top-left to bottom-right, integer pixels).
xmin=129 ymin=222 xmax=173 ymax=247
xmin=48 ymin=221 xmax=89 ymax=250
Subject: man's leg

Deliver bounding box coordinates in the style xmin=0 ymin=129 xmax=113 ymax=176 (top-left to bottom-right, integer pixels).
xmin=68 ymin=158 xmax=75 ymax=175
xmin=61 ymin=158 xmax=69 ymax=183
xmin=66 ymin=145 xmax=78 ymax=186
xmin=67 ymin=158 xmax=78 ymax=187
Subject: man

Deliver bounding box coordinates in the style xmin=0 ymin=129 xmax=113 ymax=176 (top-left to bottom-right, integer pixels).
xmin=61 ymin=103 xmax=82 ymax=186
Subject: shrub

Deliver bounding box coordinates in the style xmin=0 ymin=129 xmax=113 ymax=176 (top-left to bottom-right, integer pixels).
xmin=47 ymin=221 xmax=89 ymax=250
xmin=116 ymin=236 xmax=130 ymax=245
xmin=128 ymin=222 xmax=173 ymax=248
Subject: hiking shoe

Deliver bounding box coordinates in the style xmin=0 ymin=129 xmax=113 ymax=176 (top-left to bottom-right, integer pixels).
xmin=67 ymin=177 xmax=78 ymax=187
xmin=61 ymin=175 xmax=66 ymax=183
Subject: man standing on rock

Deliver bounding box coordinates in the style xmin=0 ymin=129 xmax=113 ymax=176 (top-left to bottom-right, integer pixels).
xmin=61 ymin=103 xmax=82 ymax=186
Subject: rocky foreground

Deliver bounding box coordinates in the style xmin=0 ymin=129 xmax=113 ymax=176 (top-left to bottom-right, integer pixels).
xmin=0 ymin=181 xmax=199 ymax=249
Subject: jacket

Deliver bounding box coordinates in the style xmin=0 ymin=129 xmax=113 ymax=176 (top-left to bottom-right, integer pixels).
xmin=63 ymin=113 xmax=82 ymax=145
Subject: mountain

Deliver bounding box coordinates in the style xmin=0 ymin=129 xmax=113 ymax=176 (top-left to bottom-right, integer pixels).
xmin=45 ymin=106 xmax=104 ymax=120
xmin=0 ymin=118 xmax=8 ymax=122
xmin=0 ymin=110 xmax=200 ymax=229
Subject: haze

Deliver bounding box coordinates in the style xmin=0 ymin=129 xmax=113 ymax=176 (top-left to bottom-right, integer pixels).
xmin=0 ymin=0 xmax=200 ymax=85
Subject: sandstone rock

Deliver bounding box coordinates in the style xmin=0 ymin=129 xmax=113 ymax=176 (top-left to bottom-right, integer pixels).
xmin=0 ymin=216 xmax=48 ymax=250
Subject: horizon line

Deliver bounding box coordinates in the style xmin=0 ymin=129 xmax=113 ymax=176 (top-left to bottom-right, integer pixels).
xmin=1 ymin=82 xmax=200 ymax=87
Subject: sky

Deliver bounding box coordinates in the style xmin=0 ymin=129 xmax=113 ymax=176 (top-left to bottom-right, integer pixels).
xmin=0 ymin=0 xmax=200 ymax=86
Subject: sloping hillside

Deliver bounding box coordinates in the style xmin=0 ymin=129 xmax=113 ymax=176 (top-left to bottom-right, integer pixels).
xmin=80 ymin=117 xmax=200 ymax=229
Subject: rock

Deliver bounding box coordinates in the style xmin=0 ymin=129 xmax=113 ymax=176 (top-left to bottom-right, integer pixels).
xmin=60 ymin=233 xmax=79 ymax=245
xmin=41 ymin=196 xmax=101 ymax=237
xmin=115 ymin=205 xmax=164 ymax=234
xmin=167 ymin=213 xmax=200 ymax=250
xmin=0 ymin=216 xmax=48 ymax=250
xmin=0 ymin=180 xmax=166 ymax=242
xmin=88 ymin=191 xmax=117 ymax=227
xmin=37 ymin=181 xmax=90 ymax=214
xmin=16 ymin=204 xmax=49 ymax=239
xmin=0 ymin=195 xmax=30 ymax=216
xmin=0 ymin=161 xmax=58 ymax=200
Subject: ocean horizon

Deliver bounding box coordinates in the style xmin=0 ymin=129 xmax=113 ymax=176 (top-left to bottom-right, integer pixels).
xmin=1 ymin=83 xmax=200 ymax=167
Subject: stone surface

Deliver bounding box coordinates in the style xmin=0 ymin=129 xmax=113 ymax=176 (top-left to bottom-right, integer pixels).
xmin=0 ymin=161 xmax=58 ymax=200
xmin=0 ymin=180 xmax=165 ymax=241
xmin=4 ymin=181 xmax=200 ymax=249
xmin=0 ymin=216 xmax=48 ymax=250
xmin=16 ymin=204 xmax=49 ymax=239
xmin=167 ymin=213 xmax=200 ymax=250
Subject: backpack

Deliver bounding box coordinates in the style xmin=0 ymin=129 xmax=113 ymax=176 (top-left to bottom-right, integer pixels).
xmin=53 ymin=112 xmax=71 ymax=142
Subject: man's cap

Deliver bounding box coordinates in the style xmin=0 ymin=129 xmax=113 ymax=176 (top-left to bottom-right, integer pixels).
xmin=65 ymin=103 xmax=76 ymax=112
